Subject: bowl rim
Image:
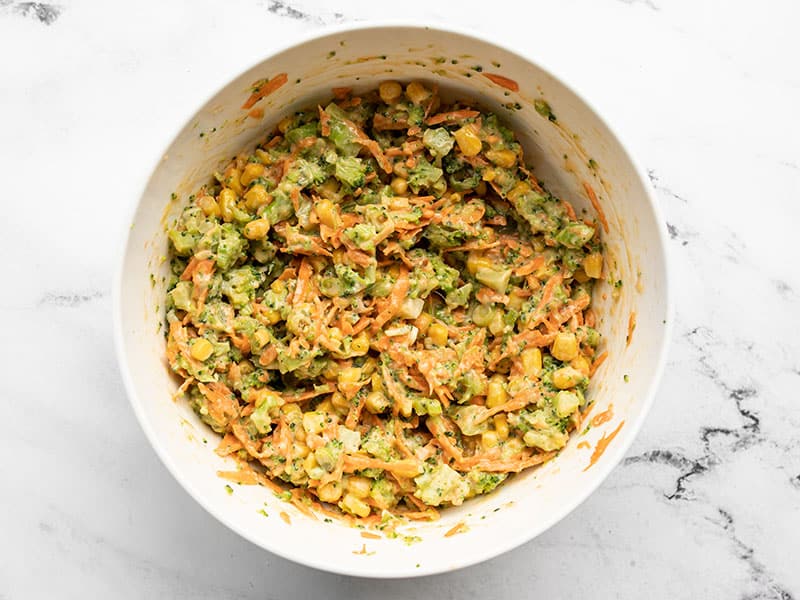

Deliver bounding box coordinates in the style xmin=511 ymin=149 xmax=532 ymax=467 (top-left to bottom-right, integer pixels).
xmin=112 ymin=20 xmax=674 ymax=578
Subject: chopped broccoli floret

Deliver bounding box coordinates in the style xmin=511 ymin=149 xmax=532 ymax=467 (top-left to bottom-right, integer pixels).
xmin=334 ymin=156 xmax=367 ymax=188
xmin=422 ymin=127 xmax=455 ymax=158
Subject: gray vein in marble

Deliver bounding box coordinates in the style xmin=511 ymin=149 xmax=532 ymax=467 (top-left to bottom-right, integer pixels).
xmin=666 ymin=222 xmax=690 ymax=246
xmin=261 ymin=0 xmax=345 ymax=24
xmin=614 ymin=0 xmax=659 ymax=11
xmin=710 ymin=509 xmax=795 ymax=600
xmin=624 ymin=326 xmax=765 ymax=500
xmin=0 ymin=0 xmax=60 ymax=24
xmin=772 ymin=279 xmax=796 ymax=300
xmin=648 ymin=169 xmax=688 ymax=203
xmin=38 ymin=291 xmax=106 ymax=307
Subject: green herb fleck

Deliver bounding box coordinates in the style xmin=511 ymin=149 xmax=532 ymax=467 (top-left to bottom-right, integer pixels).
xmin=225 ymin=485 xmax=233 ymax=495
xmin=534 ymin=99 xmax=557 ymax=122
xmin=624 ymin=374 xmax=630 ymax=383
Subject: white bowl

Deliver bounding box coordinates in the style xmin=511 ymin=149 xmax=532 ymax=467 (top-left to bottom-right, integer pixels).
xmin=113 ymin=23 xmax=672 ymax=578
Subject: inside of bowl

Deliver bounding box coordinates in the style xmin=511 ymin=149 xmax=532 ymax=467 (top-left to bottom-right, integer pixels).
xmin=119 ymin=25 xmax=669 ymax=576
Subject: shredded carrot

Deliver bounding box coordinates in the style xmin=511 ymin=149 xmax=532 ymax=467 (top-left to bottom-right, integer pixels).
xmin=483 ymin=73 xmax=519 ymax=92
xmin=371 ymin=267 xmax=409 ymax=331
xmin=590 ymin=351 xmax=608 ymax=376
xmin=583 ymin=421 xmax=625 ymax=471
xmin=591 ymin=403 xmax=614 ymax=427
xmin=241 ymin=73 xmax=288 ymax=109
xmin=627 ymin=311 xmax=637 ymax=347
xmin=583 ymin=181 xmax=609 ymax=234
xmin=444 ymin=521 xmax=469 ymax=537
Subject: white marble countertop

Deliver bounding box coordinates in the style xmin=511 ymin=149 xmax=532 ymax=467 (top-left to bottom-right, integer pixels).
xmin=2 ymin=0 xmax=798 ymax=597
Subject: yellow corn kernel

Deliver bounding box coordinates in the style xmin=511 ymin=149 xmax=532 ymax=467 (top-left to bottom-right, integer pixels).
xmin=244 ymin=218 xmax=270 ymax=240
xmin=255 ymin=148 xmax=272 ymax=165
xmin=330 ymin=391 xmax=350 ymax=412
xmin=197 ymin=195 xmax=220 ymax=218
xmin=278 ymin=115 xmax=294 ymax=134
xmin=318 ymin=178 xmax=341 ymax=201
xmin=253 ymin=329 xmax=271 ymax=350
xmin=190 ymin=338 xmax=214 ymax=361
xmin=521 ymin=347 xmax=543 ymax=377
xmin=365 ymin=391 xmax=389 ymax=414
xmin=338 ymin=367 xmax=362 ymax=387
xmin=281 ymin=403 xmax=301 ymax=416
xmin=316 ymin=400 xmax=335 ymax=415
xmin=494 ymin=414 xmax=509 ymax=441
xmin=454 ymin=126 xmax=482 ymax=157
xmin=391 ymin=459 xmax=423 ymax=479
xmin=466 ymin=252 xmax=493 ymax=275
xmin=302 ymin=453 xmax=318 ymax=474
xmin=552 ymin=366 xmax=584 ymax=389
xmin=292 ymin=441 xmax=310 ymax=459
xmin=390 ymin=176 xmax=408 ymax=195
xmin=481 ymin=430 xmax=499 ymax=450
xmin=238 ymin=360 xmax=254 ymax=376
xmin=486 ymin=377 xmax=508 ymax=408
xmin=583 ymin=253 xmax=603 ymax=279
xmin=398 ymin=395 xmax=413 ymax=418
xmin=482 ymin=168 xmax=497 ymax=182
xmin=317 ymin=480 xmax=343 ymax=503
xmin=405 ymin=81 xmax=431 ymax=105
xmin=315 ymin=198 xmax=339 ymax=229
xmin=340 ymin=493 xmax=371 ymax=518
xmin=350 ymin=332 xmax=369 ymax=356
xmin=241 ymin=162 xmax=265 ymax=187
xmin=571 ymin=355 xmax=591 ymax=377
xmin=551 ymin=332 xmax=579 ymax=362
xmin=261 ymin=307 xmax=282 ymax=326
xmin=370 ymin=372 xmax=383 ymax=393
xmin=322 ymin=362 xmax=339 ymax=381
xmin=218 ymin=188 xmax=237 ymax=222
xmin=225 ymin=168 xmax=243 ymax=196
xmin=573 ymin=268 xmax=590 ymax=283
xmin=506 ymin=180 xmax=531 ymax=202
xmin=346 ymin=476 xmax=371 ymax=499
xmin=414 ymin=312 xmax=433 ymax=335
xmin=270 ymin=279 xmax=286 ymax=294
xmin=428 ymin=322 xmax=448 ymax=346
xmin=302 ymin=411 xmax=327 ymax=435
xmin=485 ymin=148 xmax=517 ymax=169
xmin=244 ymin=184 xmax=269 ymax=210
xmin=327 ymin=327 xmax=343 ymax=347
xmin=379 ymin=80 xmax=403 ymax=104
xmin=488 ymin=308 xmax=505 ymax=336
